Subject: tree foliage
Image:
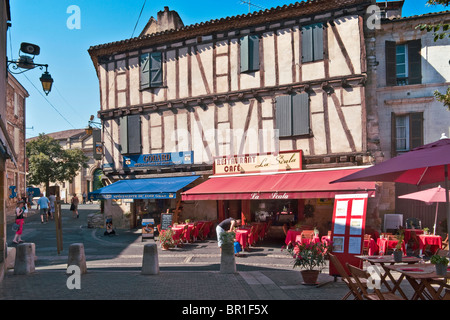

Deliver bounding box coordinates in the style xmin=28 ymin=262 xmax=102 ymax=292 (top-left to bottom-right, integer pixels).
xmin=26 ymin=134 xmax=89 ymax=193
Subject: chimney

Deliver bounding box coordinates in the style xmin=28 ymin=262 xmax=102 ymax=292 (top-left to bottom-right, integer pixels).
xmin=140 ymin=7 xmax=184 ymax=37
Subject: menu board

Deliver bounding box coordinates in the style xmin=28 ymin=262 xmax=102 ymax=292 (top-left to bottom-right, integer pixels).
xmin=329 ymin=194 xmax=368 ymax=276
xmin=161 ymin=213 xmax=173 ymax=230
xmin=142 ymin=218 xmax=155 ymax=240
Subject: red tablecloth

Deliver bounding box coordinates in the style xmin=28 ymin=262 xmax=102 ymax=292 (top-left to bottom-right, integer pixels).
xmin=177 ymin=224 xmax=194 ymax=242
xmin=377 ymin=238 xmax=406 ymax=255
xmin=285 ymin=229 xmax=302 ymax=246
xmin=364 ymin=238 xmax=379 ymax=255
xmin=235 ymin=229 xmax=249 ymax=249
xmin=403 ymin=229 xmax=424 ymax=243
xmin=171 ymin=227 xmax=184 ymax=242
xmin=418 ymin=235 xmax=442 ymax=254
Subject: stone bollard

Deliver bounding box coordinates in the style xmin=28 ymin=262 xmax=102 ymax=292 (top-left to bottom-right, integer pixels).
xmin=142 ymin=243 xmax=159 ymax=275
xmin=220 ymin=243 xmax=236 ymax=274
xmin=6 ymin=247 xmax=16 ymax=269
xmin=67 ymin=243 xmax=87 ymax=274
xmin=14 ymin=243 xmax=35 ymax=275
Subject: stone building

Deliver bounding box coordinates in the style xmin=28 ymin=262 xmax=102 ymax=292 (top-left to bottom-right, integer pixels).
xmin=5 ymin=73 xmax=28 ymax=219
xmin=88 ymin=0 xmax=388 ymax=232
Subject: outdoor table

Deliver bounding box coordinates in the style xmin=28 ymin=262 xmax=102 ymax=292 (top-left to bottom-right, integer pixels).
xmin=418 ymin=235 xmax=442 ymax=254
xmin=377 ymin=237 xmax=406 ymax=255
xmin=177 ymin=224 xmax=194 ymax=242
xmin=363 ymin=238 xmax=379 ymax=256
xmin=285 ymin=229 xmax=302 ymax=246
xmin=384 ymin=263 xmax=450 ymax=300
xmin=356 ymin=255 xmax=421 ymax=299
xmin=171 ymin=226 xmax=184 ymax=244
xmin=235 ymin=228 xmax=250 ymax=250
xmin=403 ymin=229 xmax=424 ymax=243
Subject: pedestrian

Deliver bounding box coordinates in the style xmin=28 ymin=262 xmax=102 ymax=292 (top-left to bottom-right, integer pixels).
xmin=37 ymin=193 xmax=50 ymax=223
xmin=70 ymin=194 xmax=79 ymax=218
xmin=12 ymin=200 xmax=26 ymax=244
xmin=82 ymin=192 xmax=87 ymax=204
xmin=27 ymin=190 xmax=34 ymax=209
xmin=48 ymin=193 xmax=56 ymax=220
xmin=215 ymin=217 xmax=241 ymax=251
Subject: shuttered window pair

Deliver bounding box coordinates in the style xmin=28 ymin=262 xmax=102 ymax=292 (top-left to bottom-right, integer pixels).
xmin=120 ymin=115 xmax=141 ymax=155
xmin=391 ymin=112 xmax=423 ymax=156
xmin=275 ymin=93 xmax=310 ymax=137
xmin=301 ymin=23 xmax=324 ymax=63
xmin=140 ymin=52 xmax=163 ymax=90
xmin=240 ymin=35 xmax=260 ymax=73
xmin=385 ymin=40 xmax=422 ymax=86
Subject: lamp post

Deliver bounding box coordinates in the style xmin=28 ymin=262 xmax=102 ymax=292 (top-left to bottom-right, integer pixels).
xmin=7 ymin=42 xmax=54 ymax=95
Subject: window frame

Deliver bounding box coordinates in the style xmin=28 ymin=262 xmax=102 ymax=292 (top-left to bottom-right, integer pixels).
xmin=275 ymin=92 xmax=310 ymax=138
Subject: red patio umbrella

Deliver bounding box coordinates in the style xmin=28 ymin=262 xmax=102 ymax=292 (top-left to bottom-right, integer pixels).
xmin=331 ymin=138 xmax=450 ymax=235
xmin=398 ymin=186 xmax=450 ymax=235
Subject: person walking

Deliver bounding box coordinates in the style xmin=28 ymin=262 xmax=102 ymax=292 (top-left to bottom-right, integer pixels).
xmin=82 ymin=192 xmax=87 ymax=204
xmin=37 ymin=193 xmax=50 ymax=223
xmin=12 ymin=200 xmax=26 ymax=244
xmin=70 ymin=194 xmax=79 ymax=218
xmin=48 ymin=193 xmax=56 ymax=220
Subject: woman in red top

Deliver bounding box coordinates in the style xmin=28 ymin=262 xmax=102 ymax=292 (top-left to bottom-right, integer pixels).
xmin=13 ymin=200 xmax=26 ymax=244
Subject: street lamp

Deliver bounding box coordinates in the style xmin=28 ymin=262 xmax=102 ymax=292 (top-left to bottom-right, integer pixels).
xmin=85 ymin=114 xmax=101 ymax=135
xmin=7 ymin=42 xmax=54 ymax=95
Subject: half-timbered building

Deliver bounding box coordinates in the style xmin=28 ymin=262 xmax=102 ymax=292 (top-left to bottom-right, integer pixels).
xmin=89 ymin=0 xmax=382 ymax=235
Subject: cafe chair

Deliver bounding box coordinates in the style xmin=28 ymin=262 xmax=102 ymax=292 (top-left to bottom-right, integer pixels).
xmin=442 ymin=234 xmax=449 ymax=250
xmin=346 ymin=264 xmax=405 ymax=300
xmin=197 ymin=222 xmax=206 ymax=241
xmin=328 ymin=254 xmax=365 ymax=300
xmin=435 ymin=248 xmax=449 ymax=257
xmin=301 ymin=230 xmax=315 ymax=240
xmin=362 ymin=234 xmax=371 ymax=255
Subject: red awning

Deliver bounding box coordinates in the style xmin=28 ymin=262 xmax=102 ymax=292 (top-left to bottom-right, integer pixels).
xmin=181 ymin=167 xmax=376 ymax=201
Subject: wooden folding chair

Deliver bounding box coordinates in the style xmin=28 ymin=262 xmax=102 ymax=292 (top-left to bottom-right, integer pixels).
xmin=362 ymin=234 xmax=371 ymax=255
xmin=442 ymin=234 xmax=449 ymax=250
xmin=328 ymin=254 xmax=364 ymax=300
xmin=346 ymin=263 xmax=405 ymax=300
xmin=435 ymin=248 xmax=449 ymax=257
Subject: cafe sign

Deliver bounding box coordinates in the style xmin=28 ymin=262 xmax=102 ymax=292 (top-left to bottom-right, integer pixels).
xmin=214 ymin=150 xmax=302 ymax=175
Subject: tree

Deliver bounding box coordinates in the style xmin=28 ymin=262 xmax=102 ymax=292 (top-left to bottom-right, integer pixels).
xmin=416 ymin=0 xmax=450 ymax=110
xmin=26 ymin=134 xmax=89 ymax=194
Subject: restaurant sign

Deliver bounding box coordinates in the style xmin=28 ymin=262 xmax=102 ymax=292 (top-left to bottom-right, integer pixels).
xmin=214 ymin=150 xmax=302 ymax=175
xmin=123 ymin=151 xmax=193 ymax=168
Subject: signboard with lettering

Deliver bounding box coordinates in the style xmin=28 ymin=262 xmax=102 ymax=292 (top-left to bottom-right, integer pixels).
xmin=161 ymin=213 xmax=173 ymax=231
xmin=123 ymin=151 xmax=193 ymax=169
xmin=213 ymin=150 xmax=302 ymax=175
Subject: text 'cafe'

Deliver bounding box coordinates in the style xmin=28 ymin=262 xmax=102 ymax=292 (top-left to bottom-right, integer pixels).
xmin=182 ymin=150 xmax=377 ymax=239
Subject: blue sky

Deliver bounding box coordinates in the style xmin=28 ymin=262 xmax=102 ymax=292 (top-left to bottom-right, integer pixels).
xmin=7 ymin=0 xmax=448 ymax=139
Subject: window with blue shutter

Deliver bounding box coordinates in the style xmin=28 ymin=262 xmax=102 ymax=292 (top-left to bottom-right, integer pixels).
xmin=301 ymin=23 xmax=323 ymax=63
xmin=140 ymin=52 xmax=163 ymax=89
xmin=240 ymin=35 xmax=260 ymax=73
xmin=120 ymin=115 xmax=142 ymax=155
xmin=276 ymin=93 xmax=310 ymax=137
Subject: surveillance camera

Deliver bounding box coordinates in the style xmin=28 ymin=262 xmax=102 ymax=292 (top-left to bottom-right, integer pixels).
xmin=20 ymin=42 xmax=40 ymax=56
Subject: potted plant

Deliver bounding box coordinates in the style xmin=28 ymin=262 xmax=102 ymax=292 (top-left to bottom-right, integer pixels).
xmin=393 ymin=230 xmax=404 ymax=262
xmin=430 ymin=254 xmax=449 ymax=276
xmin=423 ymin=227 xmax=430 ymax=235
xmin=219 ymin=231 xmax=237 ymax=274
xmin=159 ymin=228 xmax=175 ymax=250
xmin=284 ymin=241 xmax=329 ymax=285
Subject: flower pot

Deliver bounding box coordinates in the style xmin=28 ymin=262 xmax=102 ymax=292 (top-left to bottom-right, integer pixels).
xmin=435 ymin=263 xmax=448 ymax=276
xmin=393 ymin=250 xmax=403 ymax=262
xmin=301 ymin=270 xmax=319 ymax=285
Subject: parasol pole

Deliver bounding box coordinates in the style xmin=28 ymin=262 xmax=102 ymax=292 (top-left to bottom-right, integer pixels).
xmin=434 ymin=202 xmax=438 ymax=235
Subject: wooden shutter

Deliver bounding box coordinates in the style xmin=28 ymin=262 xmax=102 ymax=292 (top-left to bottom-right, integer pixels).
xmin=240 ymin=36 xmax=249 ymax=72
xmin=292 ymin=93 xmax=310 ymax=135
xmin=276 ymin=95 xmax=292 ymax=137
xmin=140 ymin=53 xmax=150 ymax=90
xmin=240 ymin=35 xmax=259 ymax=72
xmin=150 ymin=52 xmax=163 ymax=87
xmin=410 ymin=112 xmax=423 ymax=149
xmin=127 ymin=115 xmax=142 ymax=154
xmin=312 ymin=23 xmax=324 ymax=61
xmin=302 ymin=25 xmax=313 ymax=63
xmin=385 ymin=41 xmax=396 ymax=86
xmin=119 ymin=116 xmax=129 ymax=155
xmin=408 ymin=40 xmax=422 ymax=85
xmin=391 ymin=112 xmax=397 ymax=157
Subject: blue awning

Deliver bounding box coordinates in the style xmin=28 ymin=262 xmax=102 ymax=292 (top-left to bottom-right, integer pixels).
xmin=88 ymin=175 xmax=200 ymax=200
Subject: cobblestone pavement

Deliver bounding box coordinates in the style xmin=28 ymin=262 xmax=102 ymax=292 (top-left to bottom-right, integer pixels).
xmin=0 ymin=204 xmax=422 ymax=315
